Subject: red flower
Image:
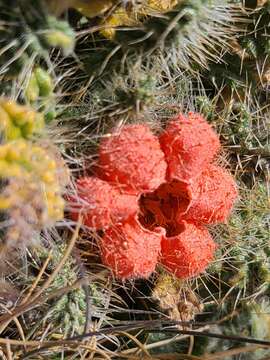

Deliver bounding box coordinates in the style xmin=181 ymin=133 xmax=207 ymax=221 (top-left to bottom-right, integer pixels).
xmin=70 ymin=113 xmax=238 ymax=280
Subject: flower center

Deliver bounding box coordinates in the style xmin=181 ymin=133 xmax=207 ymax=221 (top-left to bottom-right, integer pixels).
xmin=138 ymin=180 xmax=191 ymax=237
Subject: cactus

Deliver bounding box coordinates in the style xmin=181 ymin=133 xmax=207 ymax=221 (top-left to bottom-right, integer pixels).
xmin=226 ymin=182 xmax=270 ymax=298
xmin=193 ymin=299 xmax=270 ymax=359
xmin=24 ymin=67 xmax=58 ymax=122
xmin=0 ymin=0 xmax=75 ymax=77
xmin=35 ymin=244 xmax=106 ymax=337
xmin=1 ymin=1 xmax=270 ymax=359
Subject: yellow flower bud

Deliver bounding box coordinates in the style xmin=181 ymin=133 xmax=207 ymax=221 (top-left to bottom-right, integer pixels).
xmin=35 ymin=67 xmax=53 ymax=97
xmin=0 ymin=98 xmax=45 ymax=140
xmin=5 ymin=124 xmax=22 ymax=140
xmin=0 ymin=197 xmax=12 ymax=210
xmin=74 ymin=0 xmax=113 ymax=18
xmin=0 ymin=107 xmax=10 ymax=132
xmin=45 ymin=30 xmax=74 ymax=55
xmin=25 ymin=72 xmax=40 ymax=102
xmin=42 ymin=171 xmax=55 ymax=184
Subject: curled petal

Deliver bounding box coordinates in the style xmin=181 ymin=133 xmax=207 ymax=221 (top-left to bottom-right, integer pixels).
xmin=101 ymin=216 xmax=165 ymax=279
xmin=155 ymin=180 xmax=192 ymax=221
xmin=70 ymin=177 xmax=138 ymax=230
xmin=178 ymin=164 xmax=238 ymax=224
xmin=139 ymin=180 xmax=192 ymax=233
xmin=161 ymin=221 xmax=216 ymax=279
xmin=97 ymin=124 xmax=167 ymax=194
xmin=159 ymin=112 xmax=220 ymax=182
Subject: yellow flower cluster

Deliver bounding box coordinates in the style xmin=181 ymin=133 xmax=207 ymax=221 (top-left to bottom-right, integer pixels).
xmin=47 ymin=0 xmax=178 ymax=39
xmin=0 ymin=99 xmax=44 ymax=140
xmin=98 ymin=0 xmax=178 ymax=39
xmin=0 ymin=140 xmax=64 ymax=222
xmin=0 ymin=98 xmax=67 ymax=254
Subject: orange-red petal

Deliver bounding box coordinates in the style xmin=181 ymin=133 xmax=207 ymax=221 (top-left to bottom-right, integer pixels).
xmin=101 ymin=216 xmax=165 ymax=279
xmin=159 ymin=112 xmax=220 ymax=182
xmin=70 ymin=177 xmax=138 ymax=230
xmin=178 ymin=164 xmax=238 ymax=224
xmin=97 ymin=124 xmax=167 ymax=194
xmin=160 ymin=221 xmax=216 ymax=279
